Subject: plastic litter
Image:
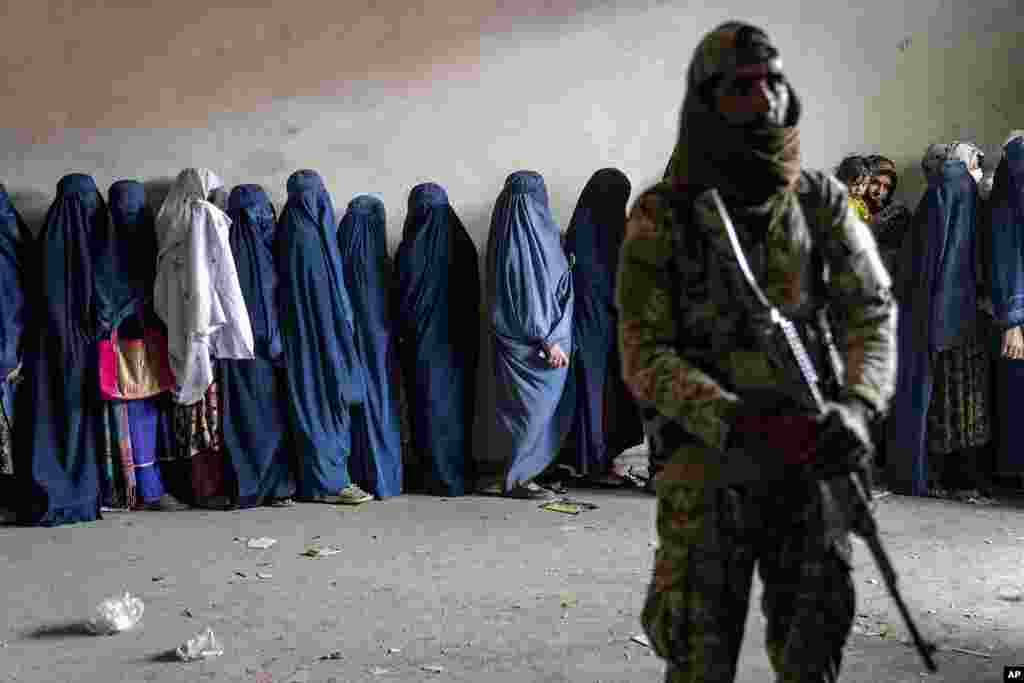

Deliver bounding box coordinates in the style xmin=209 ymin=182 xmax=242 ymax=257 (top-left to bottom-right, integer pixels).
xmin=176 ymin=627 xmax=224 ymax=662
xmin=86 ymin=592 xmax=144 ymax=635
xmin=997 ymin=586 xmax=1023 ymax=602
xmin=246 ymin=537 xmax=277 ymax=550
xmin=947 ymin=646 xmax=993 ymax=658
xmin=539 ymin=497 xmax=599 ymax=515
xmin=630 ymin=634 xmax=651 ymax=648
xmin=421 ymin=664 xmax=445 ymax=673
xmin=302 ymin=544 xmax=342 ymax=558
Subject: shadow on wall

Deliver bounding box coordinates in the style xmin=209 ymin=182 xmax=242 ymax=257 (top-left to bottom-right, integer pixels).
xmin=143 ymin=177 xmax=176 ymax=217
xmin=460 ymin=204 xmax=501 ymax=487
xmin=6 ymin=188 xmax=51 ymax=239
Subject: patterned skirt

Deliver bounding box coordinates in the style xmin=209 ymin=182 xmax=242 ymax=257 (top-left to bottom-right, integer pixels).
xmin=927 ymin=326 xmax=992 ymax=455
xmin=0 ymin=380 xmax=15 ymax=476
xmin=168 ymin=381 xmax=228 ymax=504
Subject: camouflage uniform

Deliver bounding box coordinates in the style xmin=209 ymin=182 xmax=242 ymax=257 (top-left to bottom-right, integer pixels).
xmin=617 ymin=23 xmax=896 ymax=683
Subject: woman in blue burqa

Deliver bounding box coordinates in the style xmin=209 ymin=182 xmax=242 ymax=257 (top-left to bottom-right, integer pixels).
xmin=94 ymin=180 xmax=186 ymax=512
xmin=887 ymin=142 xmax=991 ymax=499
xmin=563 ymin=168 xmax=644 ymax=486
xmin=337 ymin=195 xmax=402 ymax=499
xmin=394 ymin=183 xmax=480 ymax=496
xmin=486 ymin=171 xmax=574 ymax=500
xmin=220 ymin=184 xmax=296 ymax=507
xmin=276 ymin=170 xmax=372 ymax=505
xmin=16 ymin=174 xmax=108 ymax=525
xmin=0 ymin=184 xmax=30 ymax=522
xmin=989 ymin=131 xmax=1024 ymax=490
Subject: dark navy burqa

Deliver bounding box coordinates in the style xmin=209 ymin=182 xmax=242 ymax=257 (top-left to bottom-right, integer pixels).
xmin=564 ymin=169 xmax=644 ymax=476
xmin=990 ymin=137 xmax=1024 ymax=478
xmin=338 ymin=196 xmax=402 ymax=498
xmin=275 ymin=170 xmax=365 ymax=499
xmin=95 ymin=180 xmax=158 ymax=332
xmin=0 ymin=185 xmax=31 ymax=485
xmin=394 ymin=183 xmax=480 ymax=496
xmin=97 ymin=180 xmax=172 ymax=504
xmin=16 ymin=174 xmax=108 ymax=525
xmin=887 ymin=160 xmax=980 ymax=496
xmin=486 ymin=171 xmax=574 ymax=491
xmin=221 ymin=184 xmax=295 ymax=506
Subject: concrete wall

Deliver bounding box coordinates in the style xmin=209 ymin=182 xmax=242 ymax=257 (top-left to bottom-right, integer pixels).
xmin=860 ymin=28 xmax=1024 ymax=202
xmin=2 ymin=1 xmax=1020 ymax=246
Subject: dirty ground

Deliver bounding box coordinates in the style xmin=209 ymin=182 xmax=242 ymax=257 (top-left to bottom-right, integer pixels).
xmin=1 ymin=489 xmax=1022 ymax=682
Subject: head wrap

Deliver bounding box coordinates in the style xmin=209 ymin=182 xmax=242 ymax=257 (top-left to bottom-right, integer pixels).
xmin=921 ymin=142 xmax=983 ymax=178
xmin=665 ymin=21 xmax=801 ymax=209
xmin=154 ymin=168 xmax=225 ymax=257
xmin=1004 ymin=130 xmax=1024 ymax=149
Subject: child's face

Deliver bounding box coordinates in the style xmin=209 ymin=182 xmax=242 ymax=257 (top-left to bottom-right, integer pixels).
xmin=848 ymin=175 xmax=869 ymax=198
xmin=839 ymin=175 xmax=864 ymax=198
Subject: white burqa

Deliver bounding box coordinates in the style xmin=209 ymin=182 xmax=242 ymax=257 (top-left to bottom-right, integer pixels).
xmin=154 ymin=168 xmax=254 ymax=405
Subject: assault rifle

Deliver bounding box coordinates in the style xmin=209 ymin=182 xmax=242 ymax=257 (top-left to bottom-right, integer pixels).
xmin=709 ymin=189 xmax=939 ymax=673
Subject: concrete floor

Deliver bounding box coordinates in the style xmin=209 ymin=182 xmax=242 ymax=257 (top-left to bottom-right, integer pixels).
xmin=1 ymin=489 xmax=1022 ymax=683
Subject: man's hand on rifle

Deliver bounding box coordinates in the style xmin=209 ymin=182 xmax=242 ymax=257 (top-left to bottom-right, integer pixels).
xmin=814 ymin=399 xmax=874 ymax=476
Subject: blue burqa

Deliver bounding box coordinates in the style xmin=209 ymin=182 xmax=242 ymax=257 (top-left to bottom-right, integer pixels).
xmin=486 ymin=171 xmax=574 ymax=491
xmin=338 ymin=196 xmax=402 ymax=498
xmin=564 ymin=168 xmax=643 ymax=476
xmin=0 ymin=186 xmax=30 ymax=485
xmin=275 ymin=170 xmax=365 ymax=499
xmin=394 ymin=183 xmax=480 ymax=496
xmin=989 ymin=137 xmax=1024 ymax=477
xmin=0 ymin=186 xmax=30 ymax=382
xmin=95 ymin=180 xmax=158 ymax=332
xmin=222 ymin=184 xmax=295 ymax=506
xmin=887 ymin=160 xmax=979 ymax=496
xmin=96 ymin=180 xmax=170 ymax=504
xmin=16 ymin=174 xmax=108 ymax=525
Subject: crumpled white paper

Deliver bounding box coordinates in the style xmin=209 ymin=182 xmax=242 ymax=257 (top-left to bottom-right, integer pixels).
xmin=176 ymin=627 xmax=224 ymax=661
xmin=86 ymin=593 xmax=144 ymax=635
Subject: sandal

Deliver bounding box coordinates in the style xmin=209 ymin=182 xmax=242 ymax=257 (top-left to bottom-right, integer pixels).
xmin=268 ymin=497 xmax=295 ymax=508
xmin=505 ymin=482 xmax=557 ymax=500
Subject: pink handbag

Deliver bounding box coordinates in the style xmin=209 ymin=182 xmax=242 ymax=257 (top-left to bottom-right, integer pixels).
xmin=98 ymin=325 xmax=176 ymax=401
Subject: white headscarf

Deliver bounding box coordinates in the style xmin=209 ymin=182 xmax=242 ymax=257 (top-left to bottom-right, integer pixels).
xmin=155 ymin=168 xmax=224 ymax=256
xmin=154 ymin=168 xmax=254 ymax=405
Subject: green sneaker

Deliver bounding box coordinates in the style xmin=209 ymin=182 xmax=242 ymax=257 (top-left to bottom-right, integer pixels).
xmin=337 ymin=485 xmax=373 ymax=505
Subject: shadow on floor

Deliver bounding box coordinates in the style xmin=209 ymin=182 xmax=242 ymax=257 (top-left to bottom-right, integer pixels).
xmin=146 ymin=650 xmax=182 ymax=663
xmin=25 ymin=622 xmax=94 ymax=639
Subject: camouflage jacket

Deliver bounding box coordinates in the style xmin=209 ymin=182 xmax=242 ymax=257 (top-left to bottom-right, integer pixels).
xmin=616 ymin=171 xmax=896 ymax=481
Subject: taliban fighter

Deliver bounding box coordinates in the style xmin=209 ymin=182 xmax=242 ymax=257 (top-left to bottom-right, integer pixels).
xmin=617 ymin=21 xmax=896 ymax=682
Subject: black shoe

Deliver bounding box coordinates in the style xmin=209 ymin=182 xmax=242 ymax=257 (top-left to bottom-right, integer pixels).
xmin=505 ymin=482 xmax=557 ymax=500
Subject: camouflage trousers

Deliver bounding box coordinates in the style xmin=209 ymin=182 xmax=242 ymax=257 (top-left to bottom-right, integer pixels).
xmin=642 ymin=478 xmax=855 ymax=683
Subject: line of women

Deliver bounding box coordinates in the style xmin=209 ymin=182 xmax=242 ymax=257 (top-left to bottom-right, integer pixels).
xmin=886 ymin=132 xmax=1024 ymax=500
xmin=0 ymin=166 xmax=645 ymax=526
